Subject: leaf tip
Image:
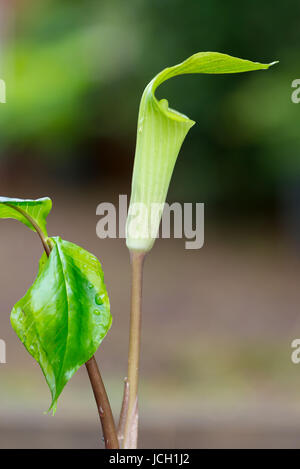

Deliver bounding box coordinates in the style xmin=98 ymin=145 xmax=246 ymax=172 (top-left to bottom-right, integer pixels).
xmin=47 ymin=399 xmax=57 ymax=416
xmin=268 ymin=60 xmax=279 ymax=67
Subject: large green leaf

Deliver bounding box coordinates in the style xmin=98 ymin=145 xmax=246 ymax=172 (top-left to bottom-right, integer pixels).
xmin=11 ymin=236 xmax=112 ymax=412
xmin=126 ymin=52 xmax=278 ymax=252
xmin=0 ymin=197 xmax=52 ymax=237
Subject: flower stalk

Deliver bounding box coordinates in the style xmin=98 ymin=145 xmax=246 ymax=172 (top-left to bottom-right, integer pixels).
xmin=122 ymin=251 xmax=145 ymax=448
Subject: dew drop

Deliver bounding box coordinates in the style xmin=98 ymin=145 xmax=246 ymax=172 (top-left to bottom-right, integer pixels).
xmin=88 ymin=283 xmax=93 ymax=289
xmin=93 ymin=309 xmax=101 ymax=316
xmin=95 ymin=294 xmax=104 ymax=305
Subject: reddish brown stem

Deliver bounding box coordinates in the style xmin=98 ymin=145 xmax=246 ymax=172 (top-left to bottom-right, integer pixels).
xmin=85 ymin=357 xmax=119 ymax=449
xmin=6 ymin=203 xmax=51 ymax=256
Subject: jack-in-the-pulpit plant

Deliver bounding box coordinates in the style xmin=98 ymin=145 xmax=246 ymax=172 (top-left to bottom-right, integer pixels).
xmin=123 ymin=52 xmax=277 ymax=448
xmin=0 ymin=52 xmax=277 ymax=450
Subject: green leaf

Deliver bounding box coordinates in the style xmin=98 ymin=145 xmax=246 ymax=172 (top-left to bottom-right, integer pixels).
xmin=11 ymin=236 xmax=112 ymax=412
xmin=126 ymin=52 xmax=278 ymax=252
xmin=0 ymin=196 xmax=52 ymax=237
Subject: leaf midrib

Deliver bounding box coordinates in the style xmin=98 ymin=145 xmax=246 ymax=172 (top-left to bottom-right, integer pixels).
xmin=54 ymin=240 xmax=71 ymax=397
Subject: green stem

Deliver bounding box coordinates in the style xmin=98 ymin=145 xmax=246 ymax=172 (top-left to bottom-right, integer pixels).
xmin=123 ymin=250 xmax=145 ymax=449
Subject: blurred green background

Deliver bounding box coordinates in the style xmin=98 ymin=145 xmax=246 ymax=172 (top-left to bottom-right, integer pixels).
xmin=0 ymin=0 xmax=300 ymax=448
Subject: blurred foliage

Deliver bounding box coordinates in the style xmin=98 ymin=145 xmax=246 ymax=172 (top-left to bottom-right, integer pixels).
xmin=0 ymin=0 xmax=300 ymax=210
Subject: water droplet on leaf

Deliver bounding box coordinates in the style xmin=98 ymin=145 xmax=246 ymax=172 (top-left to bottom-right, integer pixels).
xmin=95 ymin=294 xmax=103 ymax=305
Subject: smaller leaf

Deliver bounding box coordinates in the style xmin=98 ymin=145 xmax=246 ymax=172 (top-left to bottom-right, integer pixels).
xmin=0 ymin=196 xmax=52 ymax=236
xmin=11 ymin=237 xmax=112 ymax=412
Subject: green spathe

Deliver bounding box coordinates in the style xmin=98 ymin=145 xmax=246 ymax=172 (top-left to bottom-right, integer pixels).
xmin=126 ymin=52 xmax=278 ymax=252
xmin=11 ymin=236 xmax=112 ymax=412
